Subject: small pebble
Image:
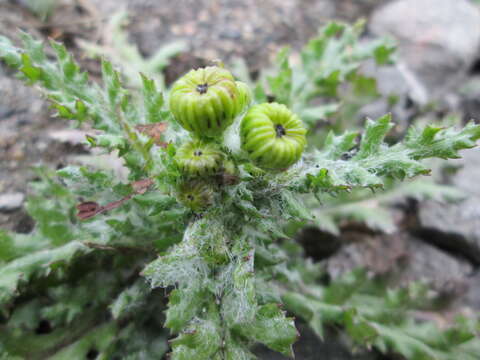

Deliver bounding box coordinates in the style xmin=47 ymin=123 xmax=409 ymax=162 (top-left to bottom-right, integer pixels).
xmin=0 ymin=192 xmax=25 ymax=212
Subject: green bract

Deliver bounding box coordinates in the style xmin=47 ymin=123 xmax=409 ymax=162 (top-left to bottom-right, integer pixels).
xmin=169 ymin=66 xmax=251 ymax=138
xmin=241 ymin=102 xmax=307 ymax=170
xmin=175 ymin=139 xmax=223 ymax=176
xmin=177 ymin=180 xmax=214 ymax=212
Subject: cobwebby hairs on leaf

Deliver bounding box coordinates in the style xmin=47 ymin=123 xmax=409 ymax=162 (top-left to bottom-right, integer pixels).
xmin=1 ymin=24 xmax=480 ymax=360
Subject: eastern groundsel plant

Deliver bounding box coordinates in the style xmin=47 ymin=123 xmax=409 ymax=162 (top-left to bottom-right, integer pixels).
xmin=1 ymin=28 xmax=480 ymax=360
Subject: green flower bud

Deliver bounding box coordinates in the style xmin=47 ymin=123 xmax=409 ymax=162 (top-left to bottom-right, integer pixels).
xmin=240 ymin=102 xmax=307 ymax=170
xmin=175 ymin=139 xmax=223 ymax=176
xmin=177 ymin=181 xmax=214 ymax=212
xmin=169 ymin=66 xmax=251 ymax=138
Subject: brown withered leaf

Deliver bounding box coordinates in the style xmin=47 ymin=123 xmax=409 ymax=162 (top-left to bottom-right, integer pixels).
xmin=76 ymin=178 xmax=154 ymax=220
xmin=76 ymin=201 xmax=102 ymax=220
xmin=135 ymin=123 xmax=168 ymax=148
xmin=131 ymin=178 xmax=154 ymax=194
xmin=221 ymin=174 xmax=240 ymax=186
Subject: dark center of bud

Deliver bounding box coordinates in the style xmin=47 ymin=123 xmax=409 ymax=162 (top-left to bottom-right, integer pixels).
xmin=275 ymin=124 xmax=286 ymax=138
xmin=194 ymin=150 xmax=203 ymax=156
xmin=187 ymin=195 xmax=194 ymax=201
xmin=196 ymin=83 xmax=209 ymax=94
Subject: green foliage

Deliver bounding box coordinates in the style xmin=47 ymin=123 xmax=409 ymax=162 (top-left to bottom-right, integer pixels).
xmin=0 ymin=31 xmax=174 ymax=144
xmin=0 ymin=21 xmax=479 ymax=360
xmin=282 ymin=269 xmax=480 ymax=360
xmin=298 ymin=115 xmax=480 ymax=194
xmin=79 ymin=11 xmax=187 ymax=90
xmin=249 ymin=20 xmax=395 ymax=130
xmin=0 ymin=241 xmax=90 ymax=307
xmin=0 ymin=166 xmax=176 ymax=357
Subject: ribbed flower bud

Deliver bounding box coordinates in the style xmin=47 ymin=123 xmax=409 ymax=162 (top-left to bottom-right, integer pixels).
xmin=240 ymin=102 xmax=307 ymax=170
xmin=175 ymin=139 xmax=223 ymax=176
xmin=177 ymin=181 xmax=214 ymax=212
xmin=169 ymin=66 xmax=251 ymax=138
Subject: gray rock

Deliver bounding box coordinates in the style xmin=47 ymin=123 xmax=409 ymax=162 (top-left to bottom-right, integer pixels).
xmin=370 ymin=0 xmax=480 ymax=103
xmin=122 ymin=0 xmax=335 ymax=69
xmin=465 ymin=270 xmax=480 ymax=311
xmin=358 ymin=59 xmax=415 ymax=128
xmin=0 ymin=192 xmax=25 ymax=212
xmin=401 ymin=237 xmax=472 ymax=296
xmin=326 ymin=232 xmax=408 ymax=279
xmin=416 ymin=147 xmax=480 ymax=264
xmin=461 ymin=75 xmax=480 ymax=122
xmin=326 ymin=232 xmax=472 ymax=295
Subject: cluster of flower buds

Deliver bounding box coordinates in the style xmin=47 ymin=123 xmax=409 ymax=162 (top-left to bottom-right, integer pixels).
xmin=169 ymin=66 xmax=307 ymax=210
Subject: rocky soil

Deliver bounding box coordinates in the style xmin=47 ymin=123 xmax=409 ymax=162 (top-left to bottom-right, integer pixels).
xmin=2 ymin=0 xmax=480 ymax=359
